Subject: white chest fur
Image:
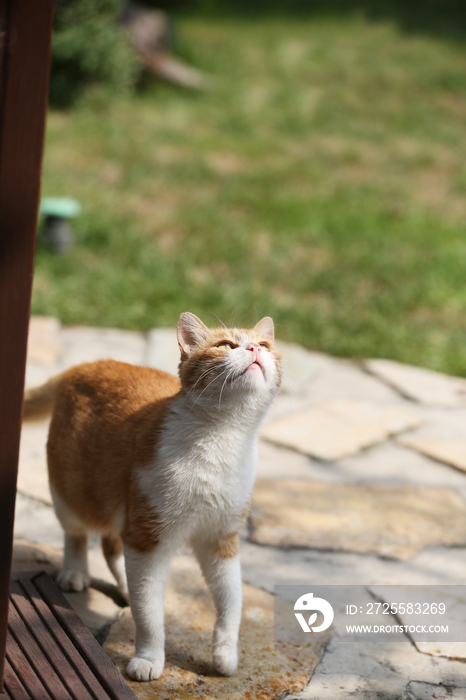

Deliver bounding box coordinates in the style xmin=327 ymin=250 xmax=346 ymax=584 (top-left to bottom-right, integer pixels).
xmin=137 ymin=394 xmax=269 ymax=542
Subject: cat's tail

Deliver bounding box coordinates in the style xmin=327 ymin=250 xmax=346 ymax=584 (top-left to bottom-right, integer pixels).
xmin=23 ymin=374 xmax=62 ymax=421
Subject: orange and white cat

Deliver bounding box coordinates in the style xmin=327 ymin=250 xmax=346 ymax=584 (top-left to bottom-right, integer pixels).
xmin=23 ymin=313 xmax=281 ymax=681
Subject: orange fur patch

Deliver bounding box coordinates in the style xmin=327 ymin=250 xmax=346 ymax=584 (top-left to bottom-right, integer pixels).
xmin=214 ymin=532 xmax=240 ymax=560
xmin=47 ymin=360 xmax=180 ymax=553
xmin=102 ymin=534 xmax=123 ymax=560
xmin=213 ymin=503 xmax=251 ymax=560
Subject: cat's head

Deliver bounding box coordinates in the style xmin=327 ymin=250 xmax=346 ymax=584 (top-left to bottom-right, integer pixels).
xmin=177 ymin=313 xmax=281 ymax=409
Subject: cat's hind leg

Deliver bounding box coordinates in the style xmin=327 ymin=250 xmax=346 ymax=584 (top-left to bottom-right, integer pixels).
xmin=192 ymin=533 xmax=242 ymax=676
xmin=51 ymin=487 xmax=91 ymax=592
xmin=102 ymin=534 xmax=129 ymax=601
xmin=57 ymin=532 xmax=91 ymax=592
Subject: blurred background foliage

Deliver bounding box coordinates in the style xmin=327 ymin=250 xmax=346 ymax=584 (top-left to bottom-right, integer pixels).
xmin=50 ymin=0 xmax=139 ymax=107
xmin=161 ymin=0 xmax=466 ymax=41
xmin=37 ymin=1 xmax=466 ymax=375
xmin=50 ymin=0 xmax=466 ymax=107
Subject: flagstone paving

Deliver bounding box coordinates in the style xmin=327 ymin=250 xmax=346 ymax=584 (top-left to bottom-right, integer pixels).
xmin=14 ymin=317 xmax=466 ymax=699
xmin=365 ymin=358 xmax=466 ymax=408
xmin=261 ymin=398 xmax=423 ymax=461
xmin=294 ymin=638 xmax=466 ymax=700
xmin=370 ymin=585 xmax=466 ymax=660
xmin=400 ymin=435 xmax=466 ymax=475
xmin=397 ymin=408 xmax=466 ymax=476
xmin=250 ymin=480 xmax=466 ymax=559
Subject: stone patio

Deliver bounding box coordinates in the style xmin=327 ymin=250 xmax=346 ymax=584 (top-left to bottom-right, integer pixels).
xmin=13 ymin=316 xmax=466 ymax=700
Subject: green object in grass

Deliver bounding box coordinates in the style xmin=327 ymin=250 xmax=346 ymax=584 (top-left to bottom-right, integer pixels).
xmin=40 ymin=198 xmax=81 ymax=253
xmin=40 ymin=197 xmax=81 ymax=219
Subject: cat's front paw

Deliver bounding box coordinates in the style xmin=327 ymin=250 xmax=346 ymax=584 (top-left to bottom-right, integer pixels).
xmin=213 ymin=645 xmax=238 ymax=676
xmin=126 ymin=655 xmax=164 ymax=681
xmin=56 ymin=569 xmax=91 ymax=592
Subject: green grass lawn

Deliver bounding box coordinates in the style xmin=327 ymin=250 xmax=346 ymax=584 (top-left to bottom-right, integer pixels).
xmin=35 ymin=13 xmax=466 ymax=375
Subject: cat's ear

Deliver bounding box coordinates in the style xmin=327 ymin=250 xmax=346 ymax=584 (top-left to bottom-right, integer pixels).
xmin=253 ymin=316 xmax=274 ymax=342
xmin=177 ymin=313 xmax=209 ymax=356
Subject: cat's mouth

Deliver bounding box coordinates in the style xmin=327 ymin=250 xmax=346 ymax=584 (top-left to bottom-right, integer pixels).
xmin=243 ymin=360 xmax=264 ymax=376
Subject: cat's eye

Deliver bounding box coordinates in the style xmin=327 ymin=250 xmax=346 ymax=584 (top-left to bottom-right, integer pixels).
xmin=217 ymin=341 xmax=235 ymax=349
xmin=259 ymin=343 xmax=271 ymax=351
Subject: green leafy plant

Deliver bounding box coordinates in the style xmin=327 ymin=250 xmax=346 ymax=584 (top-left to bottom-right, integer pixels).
xmin=50 ymin=0 xmax=139 ymax=107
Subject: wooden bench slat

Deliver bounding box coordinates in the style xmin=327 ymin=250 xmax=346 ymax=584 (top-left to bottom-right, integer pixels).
xmin=4 ymin=572 xmax=137 ymax=700
xmin=32 ymin=573 xmax=136 ymax=700
xmin=19 ymin=577 xmax=111 ymax=700
xmin=5 ymin=630 xmax=50 ymax=700
xmin=8 ymin=596 xmax=73 ymax=700
xmin=11 ymin=580 xmax=95 ymax=700
xmin=2 ymin=656 xmax=31 ymax=700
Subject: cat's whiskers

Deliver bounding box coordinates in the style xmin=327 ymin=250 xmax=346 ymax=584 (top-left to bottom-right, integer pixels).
xmin=278 ymin=375 xmax=294 ymax=397
xmin=276 ymin=368 xmax=295 ymax=397
xmin=280 ymin=367 xmax=294 ymax=376
xmin=218 ymin=368 xmax=235 ymax=410
xmin=184 ymin=364 xmax=219 ymax=400
xmin=207 ymin=311 xmax=227 ymax=330
xmin=191 ymin=368 xmax=229 ymax=409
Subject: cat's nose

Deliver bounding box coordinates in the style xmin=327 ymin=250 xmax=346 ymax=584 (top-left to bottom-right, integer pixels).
xmin=247 ymin=343 xmax=261 ymax=358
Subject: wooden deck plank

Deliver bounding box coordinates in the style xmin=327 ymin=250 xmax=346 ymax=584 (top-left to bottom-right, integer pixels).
xmin=2 ymin=657 xmax=30 ymax=700
xmin=33 ymin=573 xmax=136 ymax=700
xmin=4 ymin=572 xmax=137 ymax=700
xmin=5 ymin=630 xmax=50 ymax=700
xmin=20 ymin=577 xmax=111 ymax=700
xmin=8 ymin=596 xmax=73 ymax=700
xmin=10 ymin=580 xmax=95 ymax=700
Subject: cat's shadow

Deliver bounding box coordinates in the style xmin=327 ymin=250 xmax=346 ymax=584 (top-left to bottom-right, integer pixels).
xmin=162 ymin=625 xmax=222 ymax=678
xmin=90 ymin=577 xmax=128 ymax=607
xmin=119 ymin=647 xmax=221 ymax=681
xmin=164 ymin=649 xmax=220 ymax=678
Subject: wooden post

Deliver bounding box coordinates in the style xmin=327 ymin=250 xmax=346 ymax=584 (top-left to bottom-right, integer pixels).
xmin=0 ymin=0 xmax=56 ymax=688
